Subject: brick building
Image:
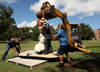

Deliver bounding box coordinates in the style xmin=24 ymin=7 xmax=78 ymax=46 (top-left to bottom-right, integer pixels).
xmin=93 ymin=29 xmax=100 ymax=40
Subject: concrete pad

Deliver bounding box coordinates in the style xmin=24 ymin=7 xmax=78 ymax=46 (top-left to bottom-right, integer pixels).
xmin=19 ymin=50 xmax=59 ymax=58
xmin=7 ymin=57 xmax=47 ymax=69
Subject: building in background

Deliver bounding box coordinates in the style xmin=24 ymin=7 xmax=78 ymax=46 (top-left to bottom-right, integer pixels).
xmin=93 ymin=29 xmax=100 ymax=40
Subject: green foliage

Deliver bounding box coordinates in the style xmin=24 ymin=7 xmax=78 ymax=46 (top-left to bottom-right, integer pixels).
xmin=0 ymin=25 xmax=40 ymax=41
xmin=0 ymin=25 xmax=22 ymax=40
xmin=19 ymin=27 xmax=33 ymax=40
xmin=0 ymin=4 xmax=15 ymax=34
xmin=79 ymin=23 xmax=95 ymax=40
xmin=51 ymin=25 xmax=57 ymax=35
xmin=32 ymin=25 xmax=40 ymax=41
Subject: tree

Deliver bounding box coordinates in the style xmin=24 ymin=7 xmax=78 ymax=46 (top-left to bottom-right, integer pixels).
xmin=21 ymin=27 xmax=33 ymax=40
xmin=0 ymin=4 xmax=15 ymax=34
xmin=79 ymin=23 xmax=95 ymax=40
xmin=0 ymin=25 xmax=20 ymax=40
xmin=32 ymin=25 xmax=40 ymax=41
xmin=16 ymin=27 xmax=33 ymax=41
xmin=51 ymin=25 xmax=57 ymax=35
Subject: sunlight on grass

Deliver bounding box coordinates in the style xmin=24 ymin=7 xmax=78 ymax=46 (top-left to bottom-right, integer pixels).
xmin=0 ymin=40 xmax=100 ymax=72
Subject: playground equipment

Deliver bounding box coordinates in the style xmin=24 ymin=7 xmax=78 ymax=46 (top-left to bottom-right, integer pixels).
xmin=36 ymin=1 xmax=92 ymax=53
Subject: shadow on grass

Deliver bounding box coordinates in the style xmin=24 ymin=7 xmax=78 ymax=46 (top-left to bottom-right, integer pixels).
xmin=82 ymin=53 xmax=100 ymax=70
xmin=11 ymin=52 xmax=100 ymax=72
xmin=64 ymin=53 xmax=100 ymax=72
xmin=43 ymin=67 xmax=56 ymax=72
xmin=86 ymin=46 xmax=100 ymax=48
xmin=43 ymin=66 xmax=71 ymax=72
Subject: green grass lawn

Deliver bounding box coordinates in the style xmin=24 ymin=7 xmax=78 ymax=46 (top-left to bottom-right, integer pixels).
xmin=0 ymin=40 xmax=100 ymax=72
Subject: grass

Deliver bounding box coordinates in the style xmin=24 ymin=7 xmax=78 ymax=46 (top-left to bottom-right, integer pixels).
xmin=0 ymin=40 xmax=100 ymax=72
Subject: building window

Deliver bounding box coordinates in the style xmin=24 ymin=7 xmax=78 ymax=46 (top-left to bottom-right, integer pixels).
xmin=99 ymin=37 xmax=100 ymax=39
xmin=93 ymin=31 xmax=96 ymax=33
xmin=94 ymin=37 xmax=97 ymax=40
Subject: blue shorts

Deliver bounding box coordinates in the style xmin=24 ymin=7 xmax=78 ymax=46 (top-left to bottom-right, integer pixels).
xmin=58 ymin=45 xmax=69 ymax=55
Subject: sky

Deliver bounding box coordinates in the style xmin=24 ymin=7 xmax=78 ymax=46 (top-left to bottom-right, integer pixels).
xmin=0 ymin=0 xmax=100 ymax=29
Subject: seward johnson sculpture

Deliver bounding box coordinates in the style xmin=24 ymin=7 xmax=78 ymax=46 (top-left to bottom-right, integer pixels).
xmin=34 ymin=18 xmax=53 ymax=54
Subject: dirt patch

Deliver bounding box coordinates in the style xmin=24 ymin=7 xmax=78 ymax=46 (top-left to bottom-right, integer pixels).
xmin=64 ymin=61 xmax=100 ymax=70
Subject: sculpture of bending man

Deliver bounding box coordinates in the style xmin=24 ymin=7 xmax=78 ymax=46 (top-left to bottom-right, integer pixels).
xmin=34 ymin=18 xmax=53 ymax=54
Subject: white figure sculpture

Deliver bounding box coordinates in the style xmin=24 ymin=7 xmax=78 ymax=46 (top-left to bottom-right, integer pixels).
xmin=34 ymin=33 xmax=45 ymax=54
xmin=34 ymin=18 xmax=53 ymax=54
